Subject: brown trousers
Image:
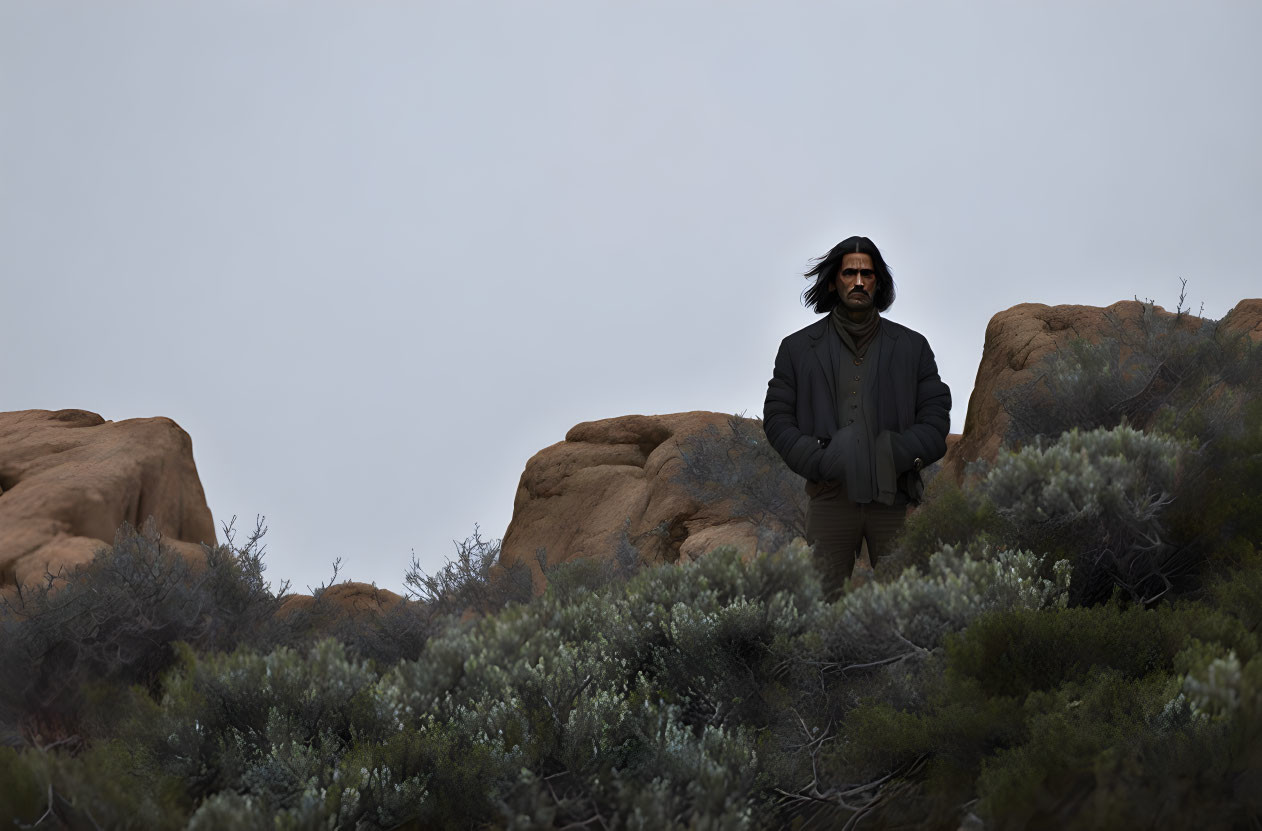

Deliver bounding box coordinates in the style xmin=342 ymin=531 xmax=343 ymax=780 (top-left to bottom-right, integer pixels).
xmin=804 ymin=480 xmax=908 ymax=600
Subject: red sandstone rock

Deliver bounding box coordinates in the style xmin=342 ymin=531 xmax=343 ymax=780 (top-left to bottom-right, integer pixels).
xmin=500 ymin=412 xmax=763 ymax=592
xmin=0 ymin=409 xmax=216 ymax=590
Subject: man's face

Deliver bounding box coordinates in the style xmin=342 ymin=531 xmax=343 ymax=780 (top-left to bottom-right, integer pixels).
xmin=833 ymin=252 xmax=877 ymax=312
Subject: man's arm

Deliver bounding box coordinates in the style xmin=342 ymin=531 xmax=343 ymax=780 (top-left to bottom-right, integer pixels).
xmin=763 ymin=337 xmax=826 ymax=482
xmin=888 ymin=338 xmax=952 ymax=473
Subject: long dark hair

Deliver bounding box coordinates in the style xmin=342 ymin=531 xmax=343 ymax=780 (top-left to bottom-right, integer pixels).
xmin=802 ymin=235 xmax=896 ymax=313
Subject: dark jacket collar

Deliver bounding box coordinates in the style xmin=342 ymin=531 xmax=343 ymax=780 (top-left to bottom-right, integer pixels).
xmin=807 ymin=314 xmax=901 ymax=413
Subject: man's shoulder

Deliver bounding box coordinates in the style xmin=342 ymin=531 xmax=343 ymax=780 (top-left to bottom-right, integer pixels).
xmin=777 ymin=314 xmax=931 ymax=349
xmin=879 ymin=317 xmax=924 ymax=342
xmin=781 ymin=315 xmax=829 ymax=345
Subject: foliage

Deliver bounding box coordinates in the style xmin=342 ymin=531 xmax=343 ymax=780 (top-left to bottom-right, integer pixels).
xmin=999 ymin=292 xmax=1262 ymax=449
xmin=0 ymin=517 xmax=287 ymax=747
xmin=673 ymin=414 xmax=807 ymax=553
xmin=0 ymin=738 xmax=187 ymax=830
xmin=982 ymin=425 xmax=1193 ymax=604
xmin=4 ymin=531 xmax=1262 ymax=828
xmin=403 ymin=524 xmax=533 ymax=620
xmin=5 ymin=291 xmax=1262 ymax=826
xmin=884 ymin=473 xmax=1001 ymax=575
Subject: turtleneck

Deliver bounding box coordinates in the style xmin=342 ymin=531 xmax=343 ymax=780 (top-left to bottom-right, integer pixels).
xmin=829 ymin=305 xmax=881 ymax=357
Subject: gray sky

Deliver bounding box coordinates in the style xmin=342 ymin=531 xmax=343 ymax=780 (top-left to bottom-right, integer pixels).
xmin=3 ymin=1 xmax=1259 ymax=595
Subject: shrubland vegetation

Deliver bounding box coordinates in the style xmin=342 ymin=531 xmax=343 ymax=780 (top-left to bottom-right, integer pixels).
xmin=2 ymin=296 xmax=1260 ymax=829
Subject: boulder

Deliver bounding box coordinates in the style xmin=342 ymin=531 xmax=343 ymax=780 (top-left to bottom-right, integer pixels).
xmin=1222 ymin=298 xmax=1262 ymax=342
xmin=277 ymin=581 xmax=404 ymax=619
xmin=0 ymin=409 xmax=216 ymax=591
xmin=942 ymin=298 xmax=1262 ymax=481
xmin=500 ymin=412 xmax=763 ymax=592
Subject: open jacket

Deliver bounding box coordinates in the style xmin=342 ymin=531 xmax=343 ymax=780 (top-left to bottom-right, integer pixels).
xmin=762 ymin=315 xmax=951 ymax=504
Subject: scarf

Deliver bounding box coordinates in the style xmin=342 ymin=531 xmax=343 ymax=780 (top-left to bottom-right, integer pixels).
xmin=829 ymin=304 xmax=881 ymax=357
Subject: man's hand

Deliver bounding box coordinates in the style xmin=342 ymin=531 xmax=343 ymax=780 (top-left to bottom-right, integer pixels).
xmin=818 ymin=424 xmax=861 ymax=485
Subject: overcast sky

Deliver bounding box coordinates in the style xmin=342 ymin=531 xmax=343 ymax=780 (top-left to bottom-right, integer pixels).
xmin=3 ymin=1 xmax=1259 ymax=596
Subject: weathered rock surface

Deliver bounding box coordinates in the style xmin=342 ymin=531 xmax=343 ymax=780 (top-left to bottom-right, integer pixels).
xmin=1222 ymin=298 xmax=1262 ymax=342
xmin=0 ymin=409 xmax=216 ymax=591
xmin=278 ymin=582 xmax=404 ymax=619
xmin=500 ymin=412 xmax=763 ymax=591
xmin=941 ymin=298 xmax=1262 ymax=481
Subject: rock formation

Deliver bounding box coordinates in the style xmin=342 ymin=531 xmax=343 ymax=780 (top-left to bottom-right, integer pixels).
xmin=0 ymin=409 xmax=217 ymax=592
xmin=501 ymin=299 xmax=1261 ymax=583
xmin=277 ymin=582 xmax=404 ymax=619
xmin=499 ymin=412 xmax=767 ymax=592
xmin=1222 ymin=298 xmax=1262 ymax=342
xmin=941 ymin=298 xmax=1262 ymax=480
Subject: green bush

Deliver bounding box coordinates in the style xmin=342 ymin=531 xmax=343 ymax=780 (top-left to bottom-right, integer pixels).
xmin=947 ymin=602 xmax=1255 ymax=700
xmin=982 ymin=425 xmax=1194 ymax=604
xmin=0 ymin=518 xmax=287 ymax=745
xmin=673 ymin=414 xmax=808 ymax=552
xmin=402 ymin=525 xmax=533 ymax=621
xmin=4 ymin=325 xmax=1261 ymax=828
xmin=0 ymin=739 xmax=185 ymax=830
xmin=886 ymin=473 xmax=1001 ymax=574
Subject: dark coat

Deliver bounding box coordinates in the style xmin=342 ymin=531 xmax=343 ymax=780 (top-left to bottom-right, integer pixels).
xmin=763 ymin=315 xmax=951 ymax=502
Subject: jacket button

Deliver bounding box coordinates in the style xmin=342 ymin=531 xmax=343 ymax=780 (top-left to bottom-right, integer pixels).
xmin=854 ymin=359 xmax=862 ymax=366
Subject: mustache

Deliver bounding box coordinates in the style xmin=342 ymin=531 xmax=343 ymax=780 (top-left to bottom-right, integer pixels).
xmin=849 ymin=288 xmax=869 ymax=296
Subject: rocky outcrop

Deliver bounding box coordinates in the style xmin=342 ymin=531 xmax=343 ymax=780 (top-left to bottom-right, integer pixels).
xmin=1222 ymin=298 xmax=1262 ymax=342
xmin=501 ymin=299 xmax=1261 ymax=583
xmin=277 ymin=582 xmax=404 ymax=619
xmin=0 ymin=409 xmax=216 ymax=591
xmin=941 ymin=299 xmax=1261 ymax=481
xmin=500 ymin=412 xmax=763 ymax=592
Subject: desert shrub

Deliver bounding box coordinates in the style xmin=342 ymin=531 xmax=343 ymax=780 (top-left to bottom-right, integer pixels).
xmin=403 ymin=524 xmax=533 ymax=621
xmin=145 ymin=640 xmax=388 ymax=796
xmin=376 ymin=543 xmax=823 ymax=826
xmin=11 ymin=478 xmax=1258 ymax=828
xmin=673 ymin=414 xmax=808 ymax=552
xmin=272 ymin=558 xmax=439 ymax=670
xmin=999 ymin=334 xmax=1139 ymax=447
xmin=1171 ymin=395 xmax=1262 ymax=576
xmin=982 ymin=425 xmax=1194 ymax=604
xmin=999 ymin=294 xmax=1262 ymax=449
xmin=541 ymin=544 xmax=641 ymax=605
xmin=96 ymin=543 xmax=825 ymax=827
xmin=0 ymin=738 xmax=186 ymax=830
xmin=788 ymin=543 xmax=1070 ymax=680
xmin=810 ymin=589 xmax=1261 ymax=829
xmin=884 ymin=473 xmax=1002 ymax=575
xmin=0 ymin=517 xmax=287 ymax=745
xmin=123 ymin=639 xmax=441 ymax=827
xmin=766 ymin=543 xmax=1070 ymax=826
xmin=972 ymin=670 xmax=1178 ymax=829
xmin=1205 ymin=550 xmax=1262 ymax=636
xmin=946 ymin=602 xmax=1256 ymax=700
xmin=286 ymin=597 xmax=439 ymax=670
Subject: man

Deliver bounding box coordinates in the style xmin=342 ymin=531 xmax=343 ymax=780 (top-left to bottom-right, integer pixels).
xmin=763 ymin=235 xmax=951 ymax=599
